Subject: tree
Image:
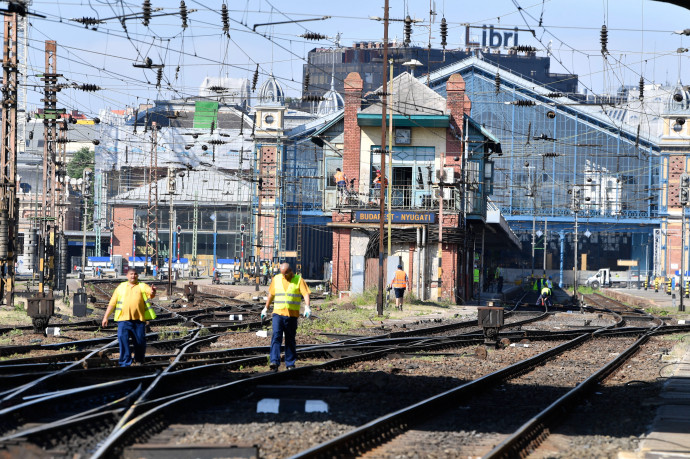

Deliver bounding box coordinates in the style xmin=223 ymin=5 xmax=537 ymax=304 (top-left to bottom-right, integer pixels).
xmin=67 ymin=147 xmax=94 ymax=179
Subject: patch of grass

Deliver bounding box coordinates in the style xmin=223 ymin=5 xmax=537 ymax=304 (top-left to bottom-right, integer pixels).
xmin=13 ymin=302 xmax=24 ymax=313
xmin=661 ymin=333 xmax=690 ymax=342
xmin=645 ymin=306 xmax=670 ymax=316
xmin=352 ymin=288 xmax=379 ymax=307
xmin=577 ymin=286 xmax=596 ymax=295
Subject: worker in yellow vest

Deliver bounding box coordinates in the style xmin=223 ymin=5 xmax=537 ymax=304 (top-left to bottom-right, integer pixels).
xmin=261 ymin=263 xmax=311 ymax=371
xmin=102 ymin=268 xmax=157 ymax=367
xmin=390 ymin=264 xmax=410 ymax=311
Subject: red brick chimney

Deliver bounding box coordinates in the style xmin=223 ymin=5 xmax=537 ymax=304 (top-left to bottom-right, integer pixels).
xmin=446 ymin=73 xmax=471 ymax=172
xmin=343 ymin=72 xmax=363 ymax=185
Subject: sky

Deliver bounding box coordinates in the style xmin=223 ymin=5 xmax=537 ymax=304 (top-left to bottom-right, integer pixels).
xmin=17 ymin=0 xmax=690 ymax=117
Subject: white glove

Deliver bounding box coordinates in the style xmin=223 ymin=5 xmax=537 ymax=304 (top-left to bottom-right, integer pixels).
xmin=304 ymin=306 xmax=311 ymax=319
xmin=261 ymin=307 xmax=268 ymax=320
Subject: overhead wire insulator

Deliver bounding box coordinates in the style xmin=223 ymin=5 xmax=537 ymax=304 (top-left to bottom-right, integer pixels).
xmin=511 ymin=45 xmax=538 ymax=53
xmin=156 ymin=68 xmax=163 ymax=88
xmin=180 ymin=0 xmax=188 ymax=29
xmin=440 ymin=17 xmax=447 ymax=49
xmin=74 ymin=17 xmax=101 ymax=27
xmin=404 ymin=15 xmax=412 ymax=47
xmin=513 ymin=100 xmax=536 ymax=106
xmin=600 ymin=24 xmax=608 ymax=55
xmin=545 ymin=92 xmax=563 ymax=98
xmin=221 ymin=3 xmax=230 ymax=36
xmin=208 ymin=139 xmax=226 ymax=145
xmin=251 ymin=64 xmax=259 ymax=91
xmin=303 ymin=73 xmax=310 ymax=92
xmin=542 ymin=152 xmax=561 ymax=158
xmin=142 ymin=0 xmax=152 ymax=27
xmin=639 ymin=76 xmax=644 ymax=101
xmin=78 ymin=84 xmax=101 ymax=92
xmin=302 ymin=95 xmax=325 ymax=102
xmin=494 ymin=72 xmax=501 ymax=95
xmin=300 ymin=32 xmax=328 ymax=40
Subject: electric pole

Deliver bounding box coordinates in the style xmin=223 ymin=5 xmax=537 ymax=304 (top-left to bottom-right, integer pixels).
xmin=572 ymin=186 xmax=581 ymax=298
xmin=376 ymin=0 xmax=390 ymax=317
xmin=679 ymin=173 xmax=689 ymax=312
xmin=39 ymin=40 xmax=58 ymax=294
xmin=145 ymin=122 xmax=158 ymax=276
xmin=167 ymin=167 xmax=175 ymax=295
xmin=0 ymin=13 xmax=18 ymax=306
xmin=80 ymin=168 xmax=92 ymax=288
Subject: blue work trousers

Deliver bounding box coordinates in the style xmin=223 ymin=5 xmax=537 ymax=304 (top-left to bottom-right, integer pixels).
xmin=270 ymin=314 xmax=298 ymax=368
xmin=117 ymin=320 xmax=147 ymax=367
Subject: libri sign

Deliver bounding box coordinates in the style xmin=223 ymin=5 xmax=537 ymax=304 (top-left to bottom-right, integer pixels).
xmin=466 ymin=25 xmax=520 ymax=49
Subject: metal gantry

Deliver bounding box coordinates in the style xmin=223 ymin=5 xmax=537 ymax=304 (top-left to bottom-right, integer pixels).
xmin=0 ymin=13 xmax=18 ymax=306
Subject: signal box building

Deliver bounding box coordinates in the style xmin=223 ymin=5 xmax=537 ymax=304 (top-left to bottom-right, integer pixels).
xmin=326 ymin=71 xmax=518 ymax=302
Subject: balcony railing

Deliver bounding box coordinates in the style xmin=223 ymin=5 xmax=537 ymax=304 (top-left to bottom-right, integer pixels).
xmin=331 ymin=185 xmax=463 ymax=212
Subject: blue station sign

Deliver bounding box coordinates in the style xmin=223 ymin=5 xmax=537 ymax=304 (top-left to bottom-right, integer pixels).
xmin=354 ymin=210 xmax=435 ymax=224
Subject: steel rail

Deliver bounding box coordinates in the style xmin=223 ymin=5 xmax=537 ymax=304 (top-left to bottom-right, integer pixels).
xmin=286 ymin=333 xmax=594 ymax=459
xmin=484 ymin=328 xmax=659 ymax=458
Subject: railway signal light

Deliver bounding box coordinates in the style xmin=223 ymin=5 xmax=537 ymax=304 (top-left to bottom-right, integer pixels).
xmin=176 ymin=225 xmax=182 ymax=235
xmin=258 ymin=230 xmax=263 ymax=246
xmin=680 ymin=173 xmax=690 ymax=206
xmin=240 ymin=224 xmax=245 ymax=233
xmin=572 ymin=186 xmax=581 ymax=211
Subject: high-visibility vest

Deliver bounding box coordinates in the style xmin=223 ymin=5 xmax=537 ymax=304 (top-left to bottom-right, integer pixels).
xmin=334 ymin=171 xmax=345 ymax=182
xmin=541 ymin=287 xmax=551 ymax=296
xmin=392 ymin=269 xmax=407 ymax=288
xmin=495 ymin=267 xmax=501 ymax=277
xmin=113 ymin=282 xmax=156 ymax=321
xmin=273 ymin=274 xmax=303 ymax=312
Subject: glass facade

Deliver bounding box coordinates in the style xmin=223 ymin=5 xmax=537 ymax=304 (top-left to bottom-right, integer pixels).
xmin=435 ymin=66 xmax=659 ymax=219
xmin=429 ymin=62 xmax=660 ymax=271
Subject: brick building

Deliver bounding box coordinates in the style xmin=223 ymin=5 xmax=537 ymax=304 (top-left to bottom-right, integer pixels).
xmin=326 ymin=71 xmax=518 ymax=303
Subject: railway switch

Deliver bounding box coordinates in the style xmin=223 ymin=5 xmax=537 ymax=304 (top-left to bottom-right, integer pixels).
xmin=477 ymin=306 xmax=504 ymax=347
xmin=27 ymin=294 xmax=55 ymax=334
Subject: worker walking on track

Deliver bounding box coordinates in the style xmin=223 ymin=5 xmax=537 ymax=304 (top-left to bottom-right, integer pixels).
xmin=102 ymin=268 xmax=157 ymax=367
xmin=261 ymin=263 xmax=311 ymax=371
xmin=390 ymin=264 xmax=410 ymax=311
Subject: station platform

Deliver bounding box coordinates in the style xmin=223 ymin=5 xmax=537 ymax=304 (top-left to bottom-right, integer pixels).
xmin=600 ymin=287 xmax=690 ymax=458
xmin=605 ymin=287 xmax=686 ymax=310
xmin=639 ymin=345 xmax=690 ymax=458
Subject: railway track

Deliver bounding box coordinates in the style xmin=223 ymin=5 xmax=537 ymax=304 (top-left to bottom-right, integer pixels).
xmin=0 ymin=300 xmax=555 ymax=457
xmin=1 ymin=281 xmax=685 ymax=458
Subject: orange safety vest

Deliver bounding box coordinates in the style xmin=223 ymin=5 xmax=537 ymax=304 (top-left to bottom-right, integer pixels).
xmin=334 ymin=171 xmax=345 ymax=182
xmin=392 ymin=269 xmax=408 ymax=289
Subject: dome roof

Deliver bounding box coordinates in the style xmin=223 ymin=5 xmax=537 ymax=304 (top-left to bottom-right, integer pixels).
xmin=667 ymin=80 xmax=690 ymax=113
xmin=257 ymin=74 xmax=285 ymax=106
xmin=317 ymin=76 xmax=344 ymax=116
